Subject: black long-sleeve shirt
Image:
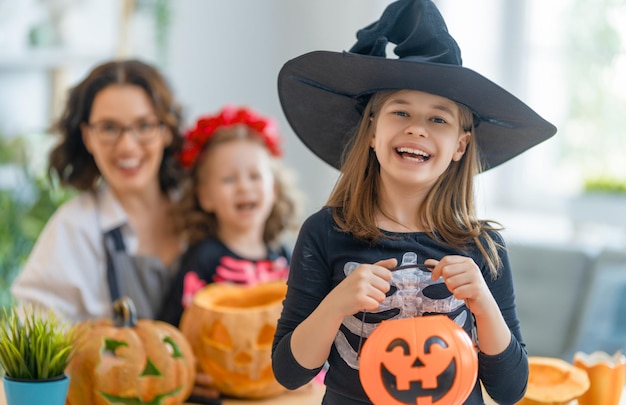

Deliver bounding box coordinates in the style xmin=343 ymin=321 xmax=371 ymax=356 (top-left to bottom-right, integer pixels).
xmin=272 ymin=207 xmax=528 ymax=404
xmin=159 ymin=237 xmax=290 ymax=326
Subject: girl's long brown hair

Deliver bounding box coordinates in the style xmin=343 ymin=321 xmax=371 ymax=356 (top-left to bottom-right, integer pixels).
xmin=48 ymin=59 xmax=185 ymax=192
xmin=327 ymin=90 xmax=503 ymax=277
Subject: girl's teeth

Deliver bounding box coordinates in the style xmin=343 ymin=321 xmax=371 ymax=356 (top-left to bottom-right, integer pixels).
xmin=396 ymin=147 xmax=429 ymax=157
xmin=396 ymin=147 xmax=430 ymax=161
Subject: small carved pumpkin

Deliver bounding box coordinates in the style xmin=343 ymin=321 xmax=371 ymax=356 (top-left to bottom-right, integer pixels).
xmin=359 ymin=315 xmax=477 ymax=405
xmin=179 ymin=281 xmax=287 ymax=399
xmin=65 ymin=297 xmax=196 ymax=405
xmin=518 ymin=356 xmax=590 ymax=405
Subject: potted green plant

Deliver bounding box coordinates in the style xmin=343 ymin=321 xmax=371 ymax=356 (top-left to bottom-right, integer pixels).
xmin=0 ymin=306 xmax=74 ymax=405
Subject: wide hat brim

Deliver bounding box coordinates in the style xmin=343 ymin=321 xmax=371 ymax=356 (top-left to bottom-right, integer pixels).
xmin=278 ymin=50 xmax=557 ymax=171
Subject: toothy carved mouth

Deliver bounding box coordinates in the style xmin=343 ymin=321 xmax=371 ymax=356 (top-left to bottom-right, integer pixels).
xmin=396 ymin=147 xmax=430 ymax=162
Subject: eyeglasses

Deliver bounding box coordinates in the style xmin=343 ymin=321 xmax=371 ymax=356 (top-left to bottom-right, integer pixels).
xmin=87 ymin=120 xmax=164 ymax=144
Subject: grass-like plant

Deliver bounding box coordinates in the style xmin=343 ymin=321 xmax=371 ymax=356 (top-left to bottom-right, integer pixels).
xmin=0 ymin=306 xmax=74 ymax=380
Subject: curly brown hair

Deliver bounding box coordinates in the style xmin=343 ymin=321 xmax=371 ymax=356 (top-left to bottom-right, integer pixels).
xmin=327 ymin=90 xmax=504 ymax=277
xmin=175 ymin=125 xmax=302 ymax=247
xmin=48 ymin=59 xmax=185 ymax=192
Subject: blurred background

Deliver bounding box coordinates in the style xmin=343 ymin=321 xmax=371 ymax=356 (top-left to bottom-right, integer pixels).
xmin=0 ymin=0 xmax=625 ymax=358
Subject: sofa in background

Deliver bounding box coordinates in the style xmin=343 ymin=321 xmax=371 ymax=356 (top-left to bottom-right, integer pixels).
xmin=507 ymin=241 xmax=626 ymax=361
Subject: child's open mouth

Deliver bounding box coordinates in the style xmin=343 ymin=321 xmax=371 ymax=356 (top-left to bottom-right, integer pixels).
xmin=236 ymin=202 xmax=257 ymax=212
xmin=395 ymin=147 xmax=431 ymax=162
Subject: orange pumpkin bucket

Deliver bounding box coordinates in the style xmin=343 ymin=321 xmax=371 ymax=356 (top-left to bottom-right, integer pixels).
xmin=179 ymin=281 xmax=287 ymax=399
xmin=573 ymin=350 xmax=626 ymax=405
xmin=359 ymin=315 xmax=478 ymax=405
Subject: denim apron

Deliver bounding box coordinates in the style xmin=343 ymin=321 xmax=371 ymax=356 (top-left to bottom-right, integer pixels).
xmin=103 ymin=227 xmax=176 ymax=319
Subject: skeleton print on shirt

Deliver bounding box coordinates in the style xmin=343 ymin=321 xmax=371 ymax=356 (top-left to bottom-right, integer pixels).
xmin=181 ymin=255 xmax=289 ymax=308
xmin=334 ymin=251 xmax=474 ymax=369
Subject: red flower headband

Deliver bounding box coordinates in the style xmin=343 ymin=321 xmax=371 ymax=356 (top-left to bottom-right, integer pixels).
xmin=179 ymin=105 xmax=282 ymax=169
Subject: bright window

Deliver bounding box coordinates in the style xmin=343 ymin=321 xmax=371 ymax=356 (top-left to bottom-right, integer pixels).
xmin=438 ymin=0 xmax=626 ymax=247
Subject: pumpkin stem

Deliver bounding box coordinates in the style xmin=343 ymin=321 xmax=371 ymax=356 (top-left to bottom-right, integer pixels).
xmin=112 ymin=297 xmax=138 ymax=328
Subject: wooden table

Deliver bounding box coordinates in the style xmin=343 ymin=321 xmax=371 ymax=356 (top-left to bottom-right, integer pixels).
xmin=220 ymin=384 xmax=324 ymax=405
xmin=3 ymin=380 xmax=624 ymax=404
xmin=0 ymin=381 xmax=326 ymax=405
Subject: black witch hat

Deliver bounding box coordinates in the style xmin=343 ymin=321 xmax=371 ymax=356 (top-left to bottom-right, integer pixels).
xmin=277 ymin=0 xmax=557 ymax=170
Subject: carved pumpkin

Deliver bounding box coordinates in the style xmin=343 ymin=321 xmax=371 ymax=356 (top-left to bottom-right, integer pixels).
xmin=179 ymin=281 xmax=287 ymax=399
xmin=65 ymin=297 xmax=196 ymax=405
xmin=518 ymin=356 xmax=590 ymax=405
xmin=359 ymin=315 xmax=477 ymax=405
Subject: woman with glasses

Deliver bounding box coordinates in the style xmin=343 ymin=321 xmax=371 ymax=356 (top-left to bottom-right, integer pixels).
xmin=11 ymin=59 xmax=186 ymax=323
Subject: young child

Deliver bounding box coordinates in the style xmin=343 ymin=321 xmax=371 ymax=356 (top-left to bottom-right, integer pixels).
xmin=272 ymin=1 xmax=557 ymax=404
xmin=159 ymin=105 xmax=301 ymax=326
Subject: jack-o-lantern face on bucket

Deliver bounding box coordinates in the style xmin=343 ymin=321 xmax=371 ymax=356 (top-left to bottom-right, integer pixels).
xmin=179 ymin=281 xmax=288 ymax=399
xmin=359 ymin=315 xmax=477 ymax=405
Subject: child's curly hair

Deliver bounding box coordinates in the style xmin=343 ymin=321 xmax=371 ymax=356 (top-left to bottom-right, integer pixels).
xmin=175 ymin=106 xmax=303 ymax=247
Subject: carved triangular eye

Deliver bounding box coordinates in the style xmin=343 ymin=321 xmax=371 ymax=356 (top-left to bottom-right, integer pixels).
xmin=203 ymin=320 xmax=233 ymax=349
xmin=103 ymin=338 xmax=128 ymax=356
xmin=256 ymin=324 xmax=276 ymax=347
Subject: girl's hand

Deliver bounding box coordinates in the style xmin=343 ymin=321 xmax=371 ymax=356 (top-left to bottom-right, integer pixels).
xmin=426 ymin=255 xmax=512 ymax=355
xmin=426 ymin=256 xmax=493 ymax=317
xmin=326 ymin=258 xmax=396 ymax=317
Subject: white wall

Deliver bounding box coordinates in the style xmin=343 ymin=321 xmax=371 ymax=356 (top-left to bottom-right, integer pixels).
xmin=165 ymin=0 xmax=391 ymax=217
xmin=1 ymin=0 xmax=622 ymax=247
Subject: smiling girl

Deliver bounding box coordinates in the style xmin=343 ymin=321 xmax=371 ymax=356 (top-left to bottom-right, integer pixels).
xmin=271 ymin=0 xmax=557 ymax=404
